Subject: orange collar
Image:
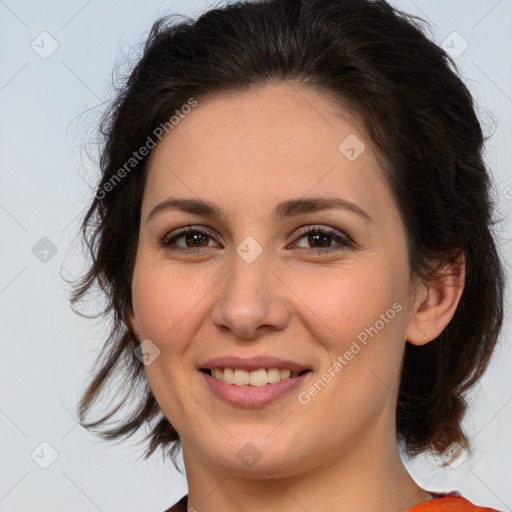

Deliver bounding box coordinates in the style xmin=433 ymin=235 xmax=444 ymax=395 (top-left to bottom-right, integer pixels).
xmin=408 ymin=495 xmax=500 ymax=512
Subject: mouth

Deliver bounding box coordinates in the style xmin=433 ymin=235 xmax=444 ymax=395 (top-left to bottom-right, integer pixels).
xmin=200 ymin=367 xmax=311 ymax=387
xmin=200 ymin=367 xmax=312 ymax=407
xmin=198 ymin=355 xmax=313 ymax=407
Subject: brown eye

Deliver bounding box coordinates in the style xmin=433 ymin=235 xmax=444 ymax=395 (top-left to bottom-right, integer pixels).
xmin=291 ymin=226 xmax=353 ymax=255
xmin=161 ymin=226 xmax=220 ymax=252
xmin=160 ymin=224 xmax=353 ymax=256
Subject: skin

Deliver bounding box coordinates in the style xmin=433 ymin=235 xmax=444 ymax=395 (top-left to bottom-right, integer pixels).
xmin=128 ymin=82 xmax=465 ymax=512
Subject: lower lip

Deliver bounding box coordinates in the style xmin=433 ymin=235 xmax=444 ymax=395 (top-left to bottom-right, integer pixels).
xmin=201 ymin=371 xmax=311 ymax=408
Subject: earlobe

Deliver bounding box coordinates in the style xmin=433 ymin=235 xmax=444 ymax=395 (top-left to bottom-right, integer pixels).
xmin=405 ymin=251 xmax=465 ymax=347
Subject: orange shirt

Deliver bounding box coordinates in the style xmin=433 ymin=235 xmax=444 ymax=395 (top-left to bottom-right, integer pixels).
xmin=407 ymin=494 xmax=501 ymax=512
xmin=164 ymin=493 xmax=502 ymax=511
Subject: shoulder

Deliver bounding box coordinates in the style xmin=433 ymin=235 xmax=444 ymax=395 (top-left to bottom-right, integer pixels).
xmin=408 ymin=492 xmax=502 ymax=512
xmin=161 ymin=494 xmax=188 ymax=512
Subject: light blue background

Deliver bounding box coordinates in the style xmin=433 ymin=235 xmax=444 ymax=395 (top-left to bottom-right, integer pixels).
xmin=1 ymin=1 xmax=511 ymax=511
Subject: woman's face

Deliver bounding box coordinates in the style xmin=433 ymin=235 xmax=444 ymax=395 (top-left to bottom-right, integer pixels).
xmin=129 ymin=82 xmax=422 ymax=476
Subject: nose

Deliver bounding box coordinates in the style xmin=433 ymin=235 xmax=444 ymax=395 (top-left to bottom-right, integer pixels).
xmin=210 ymin=247 xmax=291 ymax=340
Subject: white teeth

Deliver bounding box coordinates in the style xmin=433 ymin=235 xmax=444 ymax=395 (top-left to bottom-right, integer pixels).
xmin=209 ymin=367 xmax=304 ymax=386
xmin=267 ymin=368 xmax=281 ymax=383
xmin=223 ymin=368 xmax=234 ymax=384
xmin=233 ymin=369 xmax=250 ymax=385
xmin=249 ymin=368 xmax=267 ymax=387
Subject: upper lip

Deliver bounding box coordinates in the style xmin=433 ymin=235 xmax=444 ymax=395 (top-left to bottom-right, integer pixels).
xmin=200 ymin=356 xmax=311 ymax=373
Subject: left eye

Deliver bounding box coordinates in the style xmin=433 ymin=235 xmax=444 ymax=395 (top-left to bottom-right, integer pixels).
xmin=290 ymin=227 xmax=353 ymax=254
xmin=160 ymin=225 xmax=353 ymax=255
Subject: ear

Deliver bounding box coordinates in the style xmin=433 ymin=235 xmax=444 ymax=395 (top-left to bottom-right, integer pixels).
xmin=405 ymin=250 xmax=465 ymax=346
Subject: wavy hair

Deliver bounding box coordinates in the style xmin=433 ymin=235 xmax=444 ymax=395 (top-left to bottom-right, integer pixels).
xmin=70 ymin=0 xmax=505 ymax=468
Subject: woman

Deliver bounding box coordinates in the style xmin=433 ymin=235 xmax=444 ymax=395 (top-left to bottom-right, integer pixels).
xmin=71 ymin=0 xmax=505 ymax=510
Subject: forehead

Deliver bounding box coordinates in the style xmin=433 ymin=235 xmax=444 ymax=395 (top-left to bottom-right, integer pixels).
xmin=153 ymin=82 xmax=366 ymax=161
xmin=143 ymin=82 xmax=395 ymax=225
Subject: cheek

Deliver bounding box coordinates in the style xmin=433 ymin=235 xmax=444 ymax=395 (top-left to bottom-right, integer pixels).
xmin=294 ymin=269 xmax=407 ymax=433
xmin=289 ymin=259 xmax=409 ymax=416
xmin=290 ymin=262 xmax=405 ymax=350
xmin=131 ymin=257 xmax=195 ymax=343
xmin=130 ymin=257 xmax=206 ymax=423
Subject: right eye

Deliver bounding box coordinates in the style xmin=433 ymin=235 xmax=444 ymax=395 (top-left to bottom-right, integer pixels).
xmin=160 ymin=226 xmax=221 ymax=253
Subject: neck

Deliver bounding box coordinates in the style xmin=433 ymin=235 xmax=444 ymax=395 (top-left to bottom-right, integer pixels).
xmin=182 ymin=432 xmax=431 ymax=512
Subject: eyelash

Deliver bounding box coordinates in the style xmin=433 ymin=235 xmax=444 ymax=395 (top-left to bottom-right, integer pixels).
xmin=159 ymin=225 xmax=354 ymax=255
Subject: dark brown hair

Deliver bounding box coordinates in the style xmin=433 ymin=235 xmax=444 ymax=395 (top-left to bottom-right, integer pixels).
xmin=71 ymin=0 xmax=505 ymax=467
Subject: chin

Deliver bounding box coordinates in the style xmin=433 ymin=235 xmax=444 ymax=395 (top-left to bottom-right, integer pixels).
xmin=196 ymin=432 xmax=310 ymax=477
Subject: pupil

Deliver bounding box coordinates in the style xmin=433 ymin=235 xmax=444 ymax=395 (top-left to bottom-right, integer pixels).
xmin=309 ymin=232 xmax=330 ymax=248
xmin=186 ymin=233 xmax=208 ymax=248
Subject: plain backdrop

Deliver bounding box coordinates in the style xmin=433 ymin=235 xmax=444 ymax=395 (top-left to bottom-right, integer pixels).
xmin=0 ymin=0 xmax=511 ymax=511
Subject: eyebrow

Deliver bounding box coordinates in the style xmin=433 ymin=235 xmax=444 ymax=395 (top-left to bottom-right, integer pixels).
xmin=146 ymin=196 xmax=373 ymax=225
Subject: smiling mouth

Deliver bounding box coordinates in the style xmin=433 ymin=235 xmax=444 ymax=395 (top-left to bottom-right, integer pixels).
xmin=201 ymin=367 xmax=311 ymax=387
